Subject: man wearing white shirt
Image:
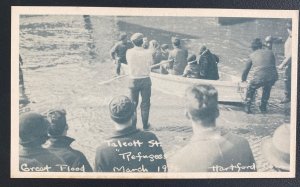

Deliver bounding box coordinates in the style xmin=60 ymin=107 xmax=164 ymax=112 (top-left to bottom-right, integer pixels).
xmin=126 ymin=33 xmax=152 ymax=130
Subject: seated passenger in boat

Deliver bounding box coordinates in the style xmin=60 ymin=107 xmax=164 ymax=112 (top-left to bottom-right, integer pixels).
xmin=166 ymin=36 xmax=188 ymax=75
xmin=198 ymin=46 xmax=220 ymax=80
xmin=160 ymin=44 xmax=169 ymax=61
xmin=182 ymin=54 xmax=200 ymax=79
xmin=168 ymin=84 xmax=256 ymax=172
xmin=149 ymin=40 xmax=163 ymax=72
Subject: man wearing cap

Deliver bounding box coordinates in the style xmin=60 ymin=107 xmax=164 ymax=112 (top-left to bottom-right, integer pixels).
xmin=278 ymin=22 xmax=292 ymax=103
xmin=168 ymin=84 xmax=256 ymax=172
xmin=94 ymin=96 xmax=167 ymax=172
xmin=242 ymin=38 xmax=278 ymax=114
xmin=126 ymin=33 xmax=153 ymax=129
xmin=44 ymin=109 xmax=93 ymax=172
xmin=167 ymin=36 xmax=188 ymax=75
xmin=19 ymin=112 xmax=65 ymax=172
xmin=110 ymin=33 xmax=133 ymax=76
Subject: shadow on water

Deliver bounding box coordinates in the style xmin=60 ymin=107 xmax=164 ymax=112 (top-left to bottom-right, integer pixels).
xmin=117 ymin=20 xmax=199 ymax=46
xmin=83 ymin=15 xmax=97 ymax=61
xmin=217 ymin=17 xmax=256 ymax=25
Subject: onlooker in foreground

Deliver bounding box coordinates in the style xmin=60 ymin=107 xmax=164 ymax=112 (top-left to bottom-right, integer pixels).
xmin=242 ymin=38 xmax=278 ymax=114
xmin=126 ymin=33 xmax=153 ymax=129
xmin=44 ymin=109 xmax=93 ymax=172
xmin=19 ymin=112 xmax=64 ymax=172
xmin=168 ymin=84 xmax=256 ymax=172
xmin=198 ymin=46 xmax=220 ymax=80
xmin=110 ymin=33 xmax=133 ymax=76
xmin=261 ymin=123 xmax=290 ymax=172
xmin=167 ymin=36 xmax=188 ymax=75
xmin=182 ymin=54 xmax=200 ymax=79
xmin=278 ymin=22 xmax=292 ymax=104
xmin=94 ymin=96 xmax=167 ymax=172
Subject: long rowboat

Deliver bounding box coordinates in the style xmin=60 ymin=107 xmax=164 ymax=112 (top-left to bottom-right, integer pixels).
xmin=122 ymin=64 xmax=247 ymax=103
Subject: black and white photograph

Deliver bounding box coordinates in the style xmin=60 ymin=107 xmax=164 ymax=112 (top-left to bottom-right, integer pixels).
xmin=11 ymin=7 xmax=298 ymax=178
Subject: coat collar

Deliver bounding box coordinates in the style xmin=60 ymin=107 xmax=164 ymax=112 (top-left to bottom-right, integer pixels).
xmin=46 ymin=136 xmax=75 ymax=148
xmin=111 ymin=126 xmax=140 ymax=138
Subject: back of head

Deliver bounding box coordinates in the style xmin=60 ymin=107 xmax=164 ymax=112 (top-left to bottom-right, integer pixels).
xmin=199 ymin=46 xmax=207 ymax=54
xmin=187 ymin=54 xmax=197 ymax=63
xmin=130 ymin=33 xmax=144 ymax=47
xmin=161 ymin=44 xmax=169 ymax=50
xmin=109 ymin=95 xmax=134 ymax=124
xmin=251 ymin=38 xmax=263 ymax=51
xmin=149 ymin=40 xmax=160 ymax=50
xmin=47 ymin=109 xmax=67 ymax=137
xmin=119 ymin=33 xmax=127 ymax=41
xmin=185 ymin=84 xmax=219 ymax=126
xmin=171 ymin=36 xmax=181 ymax=47
xmin=19 ymin=112 xmax=49 ymax=147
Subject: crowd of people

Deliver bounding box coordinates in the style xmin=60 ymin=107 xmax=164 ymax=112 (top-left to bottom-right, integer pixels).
xmin=110 ymin=33 xmax=220 ymax=80
xmin=19 ymin=22 xmax=292 ymax=173
xmin=19 ymin=84 xmax=290 ymax=172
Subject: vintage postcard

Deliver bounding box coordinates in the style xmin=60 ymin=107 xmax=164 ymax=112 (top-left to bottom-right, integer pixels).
xmin=11 ymin=7 xmax=298 ymax=178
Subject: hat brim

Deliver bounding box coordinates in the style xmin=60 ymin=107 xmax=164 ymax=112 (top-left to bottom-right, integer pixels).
xmin=261 ymin=138 xmax=290 ymax=171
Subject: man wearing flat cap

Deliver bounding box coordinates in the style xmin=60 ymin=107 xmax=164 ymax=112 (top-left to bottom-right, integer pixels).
xmin=126 ymin=33 xmax=153 ymax=129
xmin=242 ymin=38 xmax=278 ymax=114
xmin=19 ymin=112 xmax=65 ymax=172
xmin=94 ymin=96 xmax=167 ymax=172
xmin=44 ymin=109 xmax=93 ymax=172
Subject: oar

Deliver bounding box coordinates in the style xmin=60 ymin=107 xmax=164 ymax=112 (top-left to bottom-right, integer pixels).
xmin=98 ymin=60 xmax=172 ymax=85
xmin=98 ymin=74 xmax=128 ymax=85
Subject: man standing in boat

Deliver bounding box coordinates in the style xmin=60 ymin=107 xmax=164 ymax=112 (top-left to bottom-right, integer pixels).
xmin=278 ymin=22 xmax=292 ymax=104
xmin=110 ymin=33 xmax=133 ymax=76
xmin=126 ymin=33 xmax=152 ymax=130
xmin=167 ymin=36 xmax=188 ymax=75
xmin=242 ymin=38 xmax=278 ymax=114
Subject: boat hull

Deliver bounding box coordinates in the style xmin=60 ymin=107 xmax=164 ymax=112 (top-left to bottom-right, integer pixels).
xmin=122 ymin=65 xmax=247 ymax=103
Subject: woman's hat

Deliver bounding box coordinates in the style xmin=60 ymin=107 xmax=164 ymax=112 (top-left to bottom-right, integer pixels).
xmin=261 ymin=124 xmax=290 ymax=171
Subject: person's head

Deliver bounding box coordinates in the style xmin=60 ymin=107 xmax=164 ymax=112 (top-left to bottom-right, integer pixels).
xmin=251 ymin=38 xmax=263 ymax=51
xmin=264 ymin=35 xmax=273 ymax=50
xmin=161 ymin=44 xmax=169 ymax=51
xmin=261 ymin=124 xmax=290 ymax=171
xmin=119 ymin=33 xmax=128 ymax=44
xmin=47 ymin=109 xmax=68 ymax=137
xmin=171 ymin=36 xmax=181 ymax=47
xmin=109 ymin=95 xmax=135 ymax=129
xmin=187 ymin=54 xmax=197 ymax=64
xmin=185 ymin=84 xmax=219 ymax=126
xmin=149 ymin=40 xmax=160 ymax=50
xmin=142 ymin=37 xmax=149 ymax=48
xmin=19 ymin=112 xmax=50 ymax=147
xmin=199 ymin=46 xmax=207 ymax=55
xmin=130 ymin=33 xmax=144 ymax=47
